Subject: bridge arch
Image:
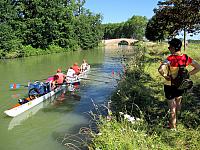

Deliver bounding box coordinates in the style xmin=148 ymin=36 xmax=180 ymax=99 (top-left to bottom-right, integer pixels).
xmin=102 ymin=38 xmax=138 ymax=46
xmin=118 ymin=40 xmax=129 ymax=45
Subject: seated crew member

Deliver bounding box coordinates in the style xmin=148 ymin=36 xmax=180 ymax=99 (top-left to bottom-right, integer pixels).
xmin=66 ymin=66 xmax=78 ymax=83
xmin=66 ymin=67 xmax=76 ymax=78
xmin=46 ymin=75 xmax=59 ymax=90
xmin=72 ymin=62 xmax=80 ymax=75
xmin=80 ymin=59 xmax=88 ymax=72
xmin=56 ymin=68 xmax=66 ymax=84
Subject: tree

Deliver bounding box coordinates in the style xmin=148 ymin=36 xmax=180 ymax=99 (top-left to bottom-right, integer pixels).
xmin=151 ymin=0 xmax=200 ymax=49
xmin=123 ymin=16 xmax=148 ymax=40
xmin=103 ymin=23 xmax=124 ymax=39
xmin=145 ymin=15 xmax=166 ymax=41
xmin=0 ymin=23 xmax=22 ymax=52
xmin=0 ymin=0 xmax=104 ymax=54
xmin=103 ymin=16 xmax=147 ymax=40
xmin=0 ymin=0 xmax=22 ymax=53
xmin=74 ymin=12 xmax=103 ymax=49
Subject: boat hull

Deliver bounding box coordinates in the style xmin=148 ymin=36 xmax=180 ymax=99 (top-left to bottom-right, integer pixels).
xmin=4 ymin=65 xmax=90 ymax=117
xmin=4 ymin=85 xmax=66 ymax=117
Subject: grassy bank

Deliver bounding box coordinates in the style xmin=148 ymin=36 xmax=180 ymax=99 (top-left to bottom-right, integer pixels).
xmin=88 ymin=42 xmax=200 ymax=150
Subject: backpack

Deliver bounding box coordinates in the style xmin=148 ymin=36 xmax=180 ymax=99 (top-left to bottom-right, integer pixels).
xmin=171 ymin=55 xmax=193 ymax=90
xmin=28 ymin=81 xmax=50 ymax=97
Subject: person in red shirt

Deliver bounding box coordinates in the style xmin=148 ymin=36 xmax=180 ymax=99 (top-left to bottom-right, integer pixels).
xmin=56 ymin=68 xmax=66 ymax=84
xmin=158 ymin=38 xmax=200 ymax=130
xmin=72 ymin=63 xmax=80 ymax=75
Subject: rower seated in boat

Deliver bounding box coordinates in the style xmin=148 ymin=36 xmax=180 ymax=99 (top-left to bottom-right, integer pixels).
xmin=80 ymin=59 xmax=89 ymax=72
xmin=56 ymin=68 xmax=66 ymax=84
xmin=66 ymin=67 xmax=79 ymax=83
xmin=46 ymin=75 xmax=59 ymax=90
xmin=72 ymin=62 xmax=80 ymax=75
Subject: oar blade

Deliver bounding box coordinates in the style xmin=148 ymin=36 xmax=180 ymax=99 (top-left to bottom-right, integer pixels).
xmin=10 ymin=84 xmax=21 ymax=89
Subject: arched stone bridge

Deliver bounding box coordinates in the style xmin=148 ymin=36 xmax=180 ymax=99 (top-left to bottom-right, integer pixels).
xmin=102 ymin=38 xmax=138 ymax=46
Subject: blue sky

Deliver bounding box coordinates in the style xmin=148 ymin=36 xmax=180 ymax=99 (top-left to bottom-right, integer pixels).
xmin=84 ymin=0 xmax=159 ymax=23
xmin=84 ymin=0 xmax=199 ymax=40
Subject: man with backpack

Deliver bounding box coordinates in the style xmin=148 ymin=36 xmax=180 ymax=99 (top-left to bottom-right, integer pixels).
xmin=158 ymin=38 xmax=200 ymax=130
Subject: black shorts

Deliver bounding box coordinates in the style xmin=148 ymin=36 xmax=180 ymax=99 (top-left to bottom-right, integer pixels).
xmin=164 ymin=85 xmax=185 ymax=100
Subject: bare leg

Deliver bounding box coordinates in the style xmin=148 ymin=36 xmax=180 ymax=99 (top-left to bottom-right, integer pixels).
xmin=175 ymin=96 xmax=182 ymax=112
xmin=168 ymin=99 xmax=177 ymax=129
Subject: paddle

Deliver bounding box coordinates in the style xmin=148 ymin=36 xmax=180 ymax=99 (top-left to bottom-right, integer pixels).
xmin=80 ymin=77 xmax=110 ymax=83
xmin=89 ymin=73 xmax=114 ymax=79
xmin=89 ymin=73 xmax=120 ymax=81
xmin=10 ymin=83 xmax=28 ymax=89
xmin=10 ymin=80 xmax=80 ymax=90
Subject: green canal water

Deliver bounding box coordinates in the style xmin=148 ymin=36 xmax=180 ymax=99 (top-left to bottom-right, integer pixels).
xmin=0 ymin=47 xmax=132 ymax=150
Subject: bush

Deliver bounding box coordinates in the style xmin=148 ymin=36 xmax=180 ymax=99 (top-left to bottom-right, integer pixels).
xmin=4 ymin=50 xmax=21 ymax=59
xmin=21 ymin=45 xmax=46 ymax=57
xmin=47 ymin=44 xmax=65 ymax=53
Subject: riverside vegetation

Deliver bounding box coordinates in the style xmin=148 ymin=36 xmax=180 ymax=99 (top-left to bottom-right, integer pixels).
xmin=88 ymin=42 xmax=200 ymax=150
xmin=0 ymin=0 xmax=104 ymax=59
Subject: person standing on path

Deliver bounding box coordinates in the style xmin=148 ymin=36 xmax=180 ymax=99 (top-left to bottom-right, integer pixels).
xmin=158 ymin=38 xmax=200 ymax=129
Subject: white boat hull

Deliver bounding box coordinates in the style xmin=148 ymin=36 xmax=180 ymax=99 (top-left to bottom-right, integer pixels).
xmin=4 ymin=65 xmax=90 ymax=117
xmin=4 ymin=85 xmax=66 ymax=117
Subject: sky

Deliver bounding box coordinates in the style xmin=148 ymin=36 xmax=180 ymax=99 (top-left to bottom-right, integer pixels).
xmin=84 ymin=0 xmax=159 ymax=23
xmin=84 ymin=0 xmax=199 ymax=40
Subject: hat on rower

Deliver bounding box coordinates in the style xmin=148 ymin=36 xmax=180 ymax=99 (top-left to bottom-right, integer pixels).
xmin=57 ymin=68 xmax=61 ymax=73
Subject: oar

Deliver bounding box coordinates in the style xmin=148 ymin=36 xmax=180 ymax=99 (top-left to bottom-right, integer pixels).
xmin=80 ymin=77 xmax=110 ymax=83
xmin=89 ymin=73 xmax=120 ymax=79
xmin=9 ymin=81 xmax=70 ymax=90
xmin=89 ymin=73 xmax=120 ymax=81
xmin=89 ymin=73 xmax=114 ymax=79
xmin=10 ymin=83 xmax=28 ymax=89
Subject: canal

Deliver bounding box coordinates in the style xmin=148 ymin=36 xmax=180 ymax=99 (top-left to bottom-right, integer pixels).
xmin=0 ymin=46 xmax=133 ymax=150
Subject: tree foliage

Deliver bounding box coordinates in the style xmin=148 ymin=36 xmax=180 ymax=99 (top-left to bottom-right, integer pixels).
xmin=145 ymin=15 xmax=167 ymax=41
xmin=103 ymin=23 xmax=125 ymax=39
xmin=145 ymin=0 xmax=200 ymax=41
xmin=123 ymin=16 xmax=148 ymax=40
xmin=103 ymin=15 xmax=148 ymax=40
xmin=0 ymin=0 xmax=104 ymax=58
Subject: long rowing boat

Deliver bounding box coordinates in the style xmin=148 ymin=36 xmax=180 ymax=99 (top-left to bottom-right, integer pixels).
xmin=8 ymin=87 xmax=64 ymax=130
xmin=4 ymin=65 xmax=90 ymax=117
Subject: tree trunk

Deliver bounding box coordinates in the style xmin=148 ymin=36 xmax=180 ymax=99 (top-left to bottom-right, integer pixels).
xmin=183 ymin=28 xmax=186 ymax=51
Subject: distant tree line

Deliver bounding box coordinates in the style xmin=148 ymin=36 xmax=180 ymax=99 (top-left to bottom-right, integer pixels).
xmin=188 ymin=40 xmax=200 ymax=44
xmin=145 ymin=0 xmax=200 ymax=46
xmin=103 ymin=16 xmax=148 ymax=41
xmin=0 ymin=0 xmax=104 ymax=58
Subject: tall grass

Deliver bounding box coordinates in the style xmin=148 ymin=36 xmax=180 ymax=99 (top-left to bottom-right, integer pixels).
xmin=88 ymin=42 xmax=200 ymax=150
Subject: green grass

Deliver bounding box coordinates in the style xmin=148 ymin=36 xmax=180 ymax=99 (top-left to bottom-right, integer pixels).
xmin=88 ymin=42 xmax=200 ymax=150
xmin=89 ymin=116 xmax=200 ymax=150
